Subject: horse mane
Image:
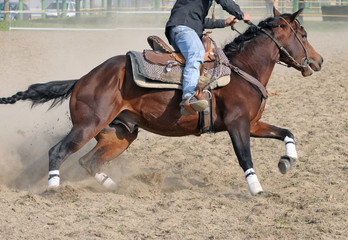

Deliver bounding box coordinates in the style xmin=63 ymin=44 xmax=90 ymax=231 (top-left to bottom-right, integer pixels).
xmin=223 ymin=15 xmax=291 ymax=54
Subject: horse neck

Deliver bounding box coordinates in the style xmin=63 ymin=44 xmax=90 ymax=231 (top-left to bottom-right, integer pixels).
xmin=228 ymin=34 xmax=279 ymax=87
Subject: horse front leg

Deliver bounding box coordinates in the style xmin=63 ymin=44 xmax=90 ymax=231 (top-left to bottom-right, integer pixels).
xmin=226 ymin=118 xmax=263 ymax=195
xmin=250 ymin=121 xmax=298 ymax=174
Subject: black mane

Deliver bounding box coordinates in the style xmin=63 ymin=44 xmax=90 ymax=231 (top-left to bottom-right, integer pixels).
xmin=223 ymin=15 xmax=289 ymax=54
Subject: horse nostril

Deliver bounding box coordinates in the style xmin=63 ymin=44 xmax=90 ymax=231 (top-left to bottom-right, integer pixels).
xmin=318 ymin=57 xmax=324 ymax=69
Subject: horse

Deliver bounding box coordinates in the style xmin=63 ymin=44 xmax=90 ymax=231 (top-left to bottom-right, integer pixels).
xmin=0 ymin=8 xmax=323 ymax=195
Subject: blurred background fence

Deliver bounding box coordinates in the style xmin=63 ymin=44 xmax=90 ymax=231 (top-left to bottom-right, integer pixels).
xmin=0 ymin=0 xmax=347 ymax=31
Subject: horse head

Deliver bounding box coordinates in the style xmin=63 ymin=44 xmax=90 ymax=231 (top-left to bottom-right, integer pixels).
xmin=271 ymin=8 xmax=323 ymax=76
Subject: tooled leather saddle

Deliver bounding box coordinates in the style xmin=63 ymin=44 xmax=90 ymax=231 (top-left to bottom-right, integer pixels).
xmin=144 ymin=33 xmax=219 ymax=71
xmin=127 ymin=33 xmax=231 ymax=90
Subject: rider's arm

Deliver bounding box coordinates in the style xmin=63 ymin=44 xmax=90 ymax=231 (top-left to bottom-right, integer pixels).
xmin=215 ymin=0 xmax=244 ymax=20
xmin=203 ymin=0 xmax=251 ymax=30
xmin=204 ymin=15 xmax=240 ymax=29
xmin=203 ymin=18 xmax=226 ymax=29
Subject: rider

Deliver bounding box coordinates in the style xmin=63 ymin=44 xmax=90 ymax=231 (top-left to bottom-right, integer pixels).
xmin=165 ymin=0 xmax=251 ymax=116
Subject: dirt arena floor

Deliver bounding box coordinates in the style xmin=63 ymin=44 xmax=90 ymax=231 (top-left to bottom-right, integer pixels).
xmin=0 ymin=22 xmax=347 ymax=239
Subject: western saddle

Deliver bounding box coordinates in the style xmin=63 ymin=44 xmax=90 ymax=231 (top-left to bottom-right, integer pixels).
xmin=144 ymin=33 xmax=219 ymax=71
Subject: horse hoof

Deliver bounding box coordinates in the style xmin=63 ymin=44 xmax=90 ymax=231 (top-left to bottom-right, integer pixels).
xmin=278 ymin=155 xmax=295 ymax=174
xmin=249 ymin=182 xmax=264 ymax=196
xmin=95 ymin=173 xmax=117 ymax=190
xmin=48 ymin=170 xmax=60 ymax=187
xmin=246 ymin=173 xmax=264 ymax=196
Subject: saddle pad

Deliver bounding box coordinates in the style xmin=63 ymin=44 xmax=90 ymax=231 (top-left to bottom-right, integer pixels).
xmin=127 ymin=49 xmax=231 ymax=90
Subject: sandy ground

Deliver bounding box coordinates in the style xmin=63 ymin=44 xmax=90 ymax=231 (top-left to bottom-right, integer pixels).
xmin=0 ymin=24 xmax=347 ymax=240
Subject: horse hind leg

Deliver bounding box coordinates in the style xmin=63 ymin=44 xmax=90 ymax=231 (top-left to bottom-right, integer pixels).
xmin=47 ymin=57 xmax=129 ymax=187
xmin=250 ymin=121 xmax=298 ymax=174
xmin=48 ymin=111 xmax=123 ymax=187
xmin=48 ymin=124 xmax=105 ymax=187
xmin=78 ymin=124 xmax=138 ymax=190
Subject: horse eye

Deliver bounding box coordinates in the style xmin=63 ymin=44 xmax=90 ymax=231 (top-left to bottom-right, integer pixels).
xmin=301 ymin=34 xmax=307 ymax=39
xmin=280 ymin=24 xmax=285 ymax=28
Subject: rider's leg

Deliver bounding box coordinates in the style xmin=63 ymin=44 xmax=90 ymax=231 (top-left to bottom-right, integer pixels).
xmin=168 ymin=25 xmax=208 ymax=115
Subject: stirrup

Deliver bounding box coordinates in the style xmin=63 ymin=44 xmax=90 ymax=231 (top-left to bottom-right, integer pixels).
xmin=180 ymin=94 xmax=208 ymax=116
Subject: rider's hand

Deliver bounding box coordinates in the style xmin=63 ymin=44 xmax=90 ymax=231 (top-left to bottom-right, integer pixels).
xmin=225 ymin=16 xmax=238 ymax=27
xmin=242 ymin=12 xmax=251 ymax=23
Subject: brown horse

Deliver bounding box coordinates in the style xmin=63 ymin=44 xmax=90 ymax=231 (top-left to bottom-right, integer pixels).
xmin=0 ymin=8 xmax=323 ymax=195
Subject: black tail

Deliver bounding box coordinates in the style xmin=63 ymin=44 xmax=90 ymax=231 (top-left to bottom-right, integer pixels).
xmin=0 ymin=80 xmax=78 ymax=109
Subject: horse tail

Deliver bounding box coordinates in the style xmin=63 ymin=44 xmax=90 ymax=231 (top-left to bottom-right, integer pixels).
xmin=0 ymin=79 xmax=78 ymax=109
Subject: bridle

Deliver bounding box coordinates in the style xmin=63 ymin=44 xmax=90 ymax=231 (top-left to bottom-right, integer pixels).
xmin=232 ymin=17 xmax=310 ymax=71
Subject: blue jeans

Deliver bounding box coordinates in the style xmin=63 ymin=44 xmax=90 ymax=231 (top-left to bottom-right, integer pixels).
xmin=168 ymin=25 xmax=206 ymax=99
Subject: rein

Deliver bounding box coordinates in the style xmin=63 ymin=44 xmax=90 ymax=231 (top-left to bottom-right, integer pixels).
xmin=223 ymin=16 xmax=310 ymax=105
xmin=227 ymin=62 xmax=268 ymax=99
xmin=233 ymin=18 xmax=309 ymax=70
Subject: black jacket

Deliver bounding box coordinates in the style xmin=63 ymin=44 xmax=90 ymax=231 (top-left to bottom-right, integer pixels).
xmin=165 ymin=0 xmax=244 ymax=43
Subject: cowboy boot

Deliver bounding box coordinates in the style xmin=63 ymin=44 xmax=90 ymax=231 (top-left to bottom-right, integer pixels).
xmin=180 ymin=76 xmax=210 ymax=116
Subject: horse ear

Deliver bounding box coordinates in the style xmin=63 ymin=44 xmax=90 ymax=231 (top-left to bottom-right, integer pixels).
xmin=290 ymin=8 xmax=304 ymax=22
xmin=273 ymin=7 xmax=281 ymax=17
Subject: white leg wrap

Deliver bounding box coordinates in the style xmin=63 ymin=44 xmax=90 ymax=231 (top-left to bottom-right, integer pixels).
xmin=48 ymin=170 xmax=60 ymax=187
xmin=284 ymin=136 xmax=298 ymax=159
xmin=245 ymin=168 xmax=263 ymax=195
xmin=95 ymin=173 xmax=117 ymax=190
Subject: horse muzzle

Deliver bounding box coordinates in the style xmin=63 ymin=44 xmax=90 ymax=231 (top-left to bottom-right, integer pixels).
xmin=301 ymin=56 xmax=323 ymax=77
xmin=309 ymin=56 xmax=324 ymax=72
